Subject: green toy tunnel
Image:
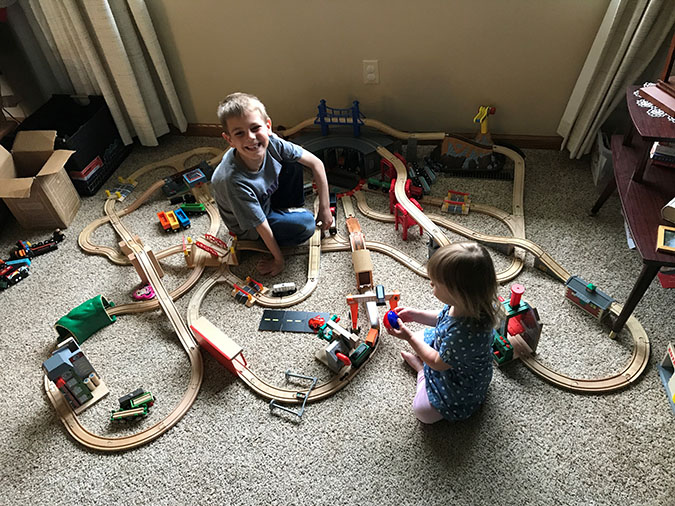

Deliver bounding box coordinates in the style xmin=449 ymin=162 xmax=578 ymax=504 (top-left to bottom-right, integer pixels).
xmin=54 ymin=295 xmax=116 ymax=345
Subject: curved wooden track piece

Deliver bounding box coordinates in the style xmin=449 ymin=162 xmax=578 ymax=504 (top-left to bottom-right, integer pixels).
xmin=519 ymin=302 xmax=650 ymax=392
xmin=352 ymin=191 xmax=525 ymax=282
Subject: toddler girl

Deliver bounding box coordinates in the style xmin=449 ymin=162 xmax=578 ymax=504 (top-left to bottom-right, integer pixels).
xmin=386 ymin=242 xmax=499 ymax=423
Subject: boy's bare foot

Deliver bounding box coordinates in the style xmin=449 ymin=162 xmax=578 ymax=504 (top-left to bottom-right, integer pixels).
xmin=401 ymin=351 xmax=423 ymax=372
xmin=256 ymin=256 xmax=284 ymax=276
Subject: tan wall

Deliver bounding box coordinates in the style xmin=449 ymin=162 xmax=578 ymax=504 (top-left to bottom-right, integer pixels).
xmin=146 ymin=0 xmax=610 ymax=136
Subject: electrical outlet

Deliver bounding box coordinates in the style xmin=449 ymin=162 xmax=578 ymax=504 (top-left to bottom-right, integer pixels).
xmin=362 ymin=60 xmax=379 ymax=84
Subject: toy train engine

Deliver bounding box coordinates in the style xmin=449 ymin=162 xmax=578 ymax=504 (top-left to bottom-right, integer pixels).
xmin=10 ymin=229 xmax=65 ymax=259
xmin=0 ymin=263 xmax=29 ymax=290
xmin=329 ymin=192 xmax=338 ymax=235
xmin=110 ymin=388 xmax=156 ymax=422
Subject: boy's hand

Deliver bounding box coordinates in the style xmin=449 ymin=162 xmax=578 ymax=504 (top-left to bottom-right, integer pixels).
xmin=317 ymin=206 xmax=333 ymax=232
xmin=257 ymin=255 xmax=284 ymax=276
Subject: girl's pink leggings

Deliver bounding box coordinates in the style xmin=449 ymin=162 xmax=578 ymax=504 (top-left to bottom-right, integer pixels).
xmin=413 ymin=370 xmax=444 ymax=424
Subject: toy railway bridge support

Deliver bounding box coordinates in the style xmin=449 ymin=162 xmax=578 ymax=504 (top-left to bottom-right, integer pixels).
xmin=315 ymin=99 xmax=364 ymax=137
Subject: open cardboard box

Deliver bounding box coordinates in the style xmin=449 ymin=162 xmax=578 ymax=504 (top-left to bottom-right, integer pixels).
xmin=0 ymin=130 xmax=80 ymax=229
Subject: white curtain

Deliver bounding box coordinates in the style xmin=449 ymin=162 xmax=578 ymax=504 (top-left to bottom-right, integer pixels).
xmin=557 ymin=0 xmax=675 ymax=158
xmin=11 ymin=0 xmax=187 ymax=146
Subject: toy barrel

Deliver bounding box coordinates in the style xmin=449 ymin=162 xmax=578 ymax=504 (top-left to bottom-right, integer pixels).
xmin=83 ymin=377 xmax=95 ymax=391
xmin=510 ymin=284 xmax=525 ymax=307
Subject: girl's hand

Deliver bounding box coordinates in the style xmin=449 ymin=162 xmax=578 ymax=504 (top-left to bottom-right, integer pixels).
xmin=393 ymin=306 xmax=419 ymax=323
xmin=384 ymin=320 xmax=413 ymax=341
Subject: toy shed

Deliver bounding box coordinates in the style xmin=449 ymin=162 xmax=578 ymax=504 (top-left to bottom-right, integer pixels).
xmin=564 ymin=275 xmax=613 ymax=320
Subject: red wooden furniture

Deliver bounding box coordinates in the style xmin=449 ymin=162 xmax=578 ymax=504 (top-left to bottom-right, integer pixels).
xmin=591 ymin=86 xmax=675 ymax=336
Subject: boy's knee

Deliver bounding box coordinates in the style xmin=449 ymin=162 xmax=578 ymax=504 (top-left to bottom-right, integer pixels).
xmin=285 ymin=212 xmax=315 ymax=245
xmin=298 ymin=212 xmax=316 ymax=238
xmin=271 ymin=209 xmax=316 ymax=246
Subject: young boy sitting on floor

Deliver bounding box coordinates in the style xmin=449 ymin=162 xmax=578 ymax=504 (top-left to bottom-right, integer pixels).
xmin=211 ymin=92 xmax=332 ymax=276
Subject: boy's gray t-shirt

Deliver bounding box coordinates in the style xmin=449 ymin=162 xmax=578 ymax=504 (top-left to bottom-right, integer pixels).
xmin=211 ymin=134 xmax=303 ymax=238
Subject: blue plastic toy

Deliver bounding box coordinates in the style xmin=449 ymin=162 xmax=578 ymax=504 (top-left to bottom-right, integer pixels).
xmin=385 ymin=310 xmax=400 ymax=330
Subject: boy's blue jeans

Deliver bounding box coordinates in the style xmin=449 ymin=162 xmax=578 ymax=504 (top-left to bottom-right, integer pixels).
xmin=237 ymin=161 xmax=315 ymax=246
xmin=269 ymin=160 xmax=315 ymax=246
xmin=267 ymin=208 xmax=316 ymax=246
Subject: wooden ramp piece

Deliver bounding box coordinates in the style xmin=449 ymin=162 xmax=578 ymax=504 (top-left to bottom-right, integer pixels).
xmin=190 ymin=316 xmax=243 ymax=376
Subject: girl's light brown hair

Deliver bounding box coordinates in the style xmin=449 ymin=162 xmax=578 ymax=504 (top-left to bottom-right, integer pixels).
xmin=217 ymin=92 xmax=269 ymax=133
xmin=426 ymin=242 xmax=499 ymax=327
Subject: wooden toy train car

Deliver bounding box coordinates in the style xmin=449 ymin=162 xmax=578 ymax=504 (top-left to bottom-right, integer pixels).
xmin=110 ymin=388 xmax=155 ymax=422
xmin=157 ymin=211 xmax=172 ymax=233
xmin=271 ymin=282 xmax=297 ymax=297
xmin=166 ymin=211 xmax=180 ymax=232
xmin=158 ymin=209 xmax=191 ymax=232
xmin=0 ymin=264 xmax=29 ymax=289
xmin=180 ymin=202 xmax=207 ymax=215
xmin=174 ymin=208 xmax=191 ymax=229
xmin=10 ymin=229 xmax=65 ymax=260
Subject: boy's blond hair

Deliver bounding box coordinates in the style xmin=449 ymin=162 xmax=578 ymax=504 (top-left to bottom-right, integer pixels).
xmin=217 ymin=92 xmax=269 ymax=133
xmin=427 ymin=242 xmax=499 ymax=327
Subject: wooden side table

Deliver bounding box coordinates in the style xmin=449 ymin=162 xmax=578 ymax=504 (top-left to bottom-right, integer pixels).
xmin=591 ymin=86 xmax=675 ymax=336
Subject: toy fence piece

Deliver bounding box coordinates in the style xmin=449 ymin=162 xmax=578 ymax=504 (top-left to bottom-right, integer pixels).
xmin=195 ymin=241 xmax=219 ymax=257
xmin=204 ymin=233 xmax=228 ymax=249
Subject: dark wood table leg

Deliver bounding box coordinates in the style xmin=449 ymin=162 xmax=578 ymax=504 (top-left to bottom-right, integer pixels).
xmin=631 ymin=143 xmax=652 ymax=183
xmin=609 ymin=261 xmax=661 ymax=337
xmin=590 ymin=177 xmax=617 ymax=215
xmin=622 ymin=124 xmax=635 ymax=147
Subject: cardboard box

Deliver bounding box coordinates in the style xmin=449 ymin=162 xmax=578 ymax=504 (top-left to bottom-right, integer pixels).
xmin=0 ymin=130 xmax=80 ymax=229
xmin=5 ymin=95 xmax=133 ymax=196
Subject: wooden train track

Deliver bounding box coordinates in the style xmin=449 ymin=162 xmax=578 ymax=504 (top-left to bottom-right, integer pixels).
xmin=185 ymin=244 xmax=376 ymax=404
xmin=45 ymin=118 xmax=651 ymax=452
xmin=45 ymin=148 xmax=225 ymax=451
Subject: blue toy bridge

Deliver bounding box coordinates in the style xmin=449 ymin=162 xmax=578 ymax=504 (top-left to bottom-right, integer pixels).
xmin=315 ymin=99 xmax=365 ymax=137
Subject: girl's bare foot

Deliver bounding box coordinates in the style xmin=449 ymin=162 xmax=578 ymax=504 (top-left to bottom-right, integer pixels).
xmin=401 ymin=351 xmax=424 ymax=372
